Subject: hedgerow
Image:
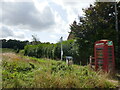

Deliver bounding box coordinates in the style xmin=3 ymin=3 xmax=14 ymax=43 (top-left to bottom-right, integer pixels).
xmin=24 ymin=40 xmax=80 ymax=63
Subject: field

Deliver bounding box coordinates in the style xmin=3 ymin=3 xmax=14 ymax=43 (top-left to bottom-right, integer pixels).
xmin=1 ymin=48 xmax=120 ymax=88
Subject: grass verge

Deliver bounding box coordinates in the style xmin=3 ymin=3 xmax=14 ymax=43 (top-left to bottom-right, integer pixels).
xmin=1 ymin=51 xmax=119 ymax=88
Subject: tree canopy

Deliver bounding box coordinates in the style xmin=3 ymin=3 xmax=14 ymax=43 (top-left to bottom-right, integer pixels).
xmin=70 ymin=2 xmax=120 ymax=67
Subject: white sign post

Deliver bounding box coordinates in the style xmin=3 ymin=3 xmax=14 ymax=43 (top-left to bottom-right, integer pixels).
xmin=60 ymin=37 xmax=63 ymax=60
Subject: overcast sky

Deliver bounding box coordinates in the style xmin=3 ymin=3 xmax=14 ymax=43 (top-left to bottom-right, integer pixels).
xmin=0 ymin=0 xmax=95 ymax=43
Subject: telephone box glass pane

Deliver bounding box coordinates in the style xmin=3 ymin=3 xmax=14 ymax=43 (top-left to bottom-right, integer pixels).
xmin=98 ymin=60 xmax=103 ymax=64
xmin=108 ymin=47 xmax=112 ymax=50
xmin=109 ymin=61 xmax=112 ymax=63
xmin=96 ymin=48 xmax=103 ymax=50
xmin=109 ymin=54 xmax=112 ymax=56
xmin=99 ymin=64 xmax=103 ymax=66
xmin=108 ymin=51 xmax=112 ymax=53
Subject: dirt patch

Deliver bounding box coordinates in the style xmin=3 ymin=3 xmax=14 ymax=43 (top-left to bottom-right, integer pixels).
xmin=1 ymin=52 xmax=39 ymax=64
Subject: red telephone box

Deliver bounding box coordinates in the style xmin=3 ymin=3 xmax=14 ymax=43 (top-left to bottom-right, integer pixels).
xmin=94 ymin=40 xmax=115 ymax=72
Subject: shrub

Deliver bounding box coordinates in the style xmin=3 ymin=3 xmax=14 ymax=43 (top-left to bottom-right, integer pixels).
xmin=24 ymin=40 xmax=80 ymax=63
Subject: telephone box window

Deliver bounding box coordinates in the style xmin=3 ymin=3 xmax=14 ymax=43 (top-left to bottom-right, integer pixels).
xmin=96 ymin=48 xmax=103 ymax=50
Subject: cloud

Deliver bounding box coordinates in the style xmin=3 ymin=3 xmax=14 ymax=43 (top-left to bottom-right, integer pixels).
xmin=1 ymin=1 xmax=55 ymax=31
xmin=48 ymin=1 xmax=68 ymax=22
xmin=0 ymin=25 xmax=25 ymax=39
xmin=52 ymin=0 xmax=94 ymax=22
xmin=0 ymin=0 xmax=95 ymax=43
xmin=50 ymin=35 xmax=57 ymax=38
xmin=0 ymin=26 xmax=14 ymax=38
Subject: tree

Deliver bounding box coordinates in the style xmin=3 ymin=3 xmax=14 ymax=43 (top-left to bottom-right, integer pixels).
xmin=31 ymin=35 xmax=41 ymax=45
xmin=1 ymin=39 xmax=29 ymax=50
xmin=70 ymin=2 xmax=120 ymax=66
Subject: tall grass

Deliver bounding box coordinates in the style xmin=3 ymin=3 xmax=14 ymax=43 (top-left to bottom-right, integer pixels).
xmin=2 ymin=53 xmax=118 ymax=88
xmin=0 ymin=48 xmax=16 ymax=53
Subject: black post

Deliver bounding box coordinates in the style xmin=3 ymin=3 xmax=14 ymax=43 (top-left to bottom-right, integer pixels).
xmin=115 ymin=1 xmax=119 ymax=68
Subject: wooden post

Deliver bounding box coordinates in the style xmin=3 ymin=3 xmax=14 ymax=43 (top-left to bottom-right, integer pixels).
xmin=89 ymin=56 xmax=95 ymax=69
xmin=89 ymin=56 xmax=92 ymax=68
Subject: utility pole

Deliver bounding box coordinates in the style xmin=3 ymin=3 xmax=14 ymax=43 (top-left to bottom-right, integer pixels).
xmin=115 ymin=1 xmax=119 ymax=59
xmin=60 ymin=37 xmax=63 ymax=60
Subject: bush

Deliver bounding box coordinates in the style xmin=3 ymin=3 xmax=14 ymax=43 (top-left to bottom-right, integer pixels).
xmin=24 ymin=40 xmax=80 ymax=63
xmin=18 ymin=50 xmax=24 ymax=55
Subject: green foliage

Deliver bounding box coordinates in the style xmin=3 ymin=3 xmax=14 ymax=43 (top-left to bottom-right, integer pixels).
xmin=2 ymin=60 xmax=34 ymax=88
xmin=1 ymin=39 xmax=29 ymax=50
xmin=31 ymin=35 xmax=41 ymax=45
xmin=2 ymin=55 xmax=118 ymax=88
xmin=19 ymin=50 xmax=25 ymax=55
xmin=1 ymin=48 xmax=16 ymax=53
xmin=70 ymin=2 xmax=120 ymax=66
xmin=24 ymin=40 xmax=80 ymax=64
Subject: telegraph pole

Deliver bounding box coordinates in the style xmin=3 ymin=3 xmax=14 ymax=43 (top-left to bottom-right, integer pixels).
xmin=60 ymin=37 xmax=63 ymax=60
xmin=115 ymin=1 xmax=119 ymax=58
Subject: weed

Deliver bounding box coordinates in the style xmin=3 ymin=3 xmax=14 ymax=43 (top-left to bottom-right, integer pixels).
xmin=2 ymin=52 xmax=119 ymax=88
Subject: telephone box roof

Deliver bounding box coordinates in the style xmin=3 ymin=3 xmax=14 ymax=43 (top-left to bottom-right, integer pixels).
xmin=95 ymin=40 xmax=111 ymax=43
xmin=99 ymin=40 xmax=110 ymax=41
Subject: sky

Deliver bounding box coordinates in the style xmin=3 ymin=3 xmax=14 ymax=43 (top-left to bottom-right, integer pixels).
xmin=0 ymin=0 xmax=96 ymax=43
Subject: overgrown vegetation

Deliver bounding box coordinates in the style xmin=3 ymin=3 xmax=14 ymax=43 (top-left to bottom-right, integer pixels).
xmin=24 ymin=40 xmax=80 ymax=64
xmin=1 ymin=1 xmax=120 ymax=89
xmin=1 ymin=2 xmax=119 ymax=68
xmin=0 ymin=48 xmax=16 ymax=53
xmin=2 ymin=51 xmax=119 ymax=88
xmin=69 ymin=2 xmax=120 ymax=68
